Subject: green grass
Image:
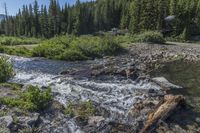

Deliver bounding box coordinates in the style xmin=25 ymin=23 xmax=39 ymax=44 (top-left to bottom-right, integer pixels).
xmin=0 ymin=45 xmax=32 ymax=57
xmin=0 ymin=36 xmax=41 ymax=46
xmin=0 ymin=82 xmax=22 ymax=91
xmin=0 ymin=32 xmax=166 ymax=60
xmin=6 ymin=44 xmax=39 ymax=50
xmin=0 ymin=36 xmax=40 ymax=57
xmin=32 ymin=35 xmax=122 ymax=61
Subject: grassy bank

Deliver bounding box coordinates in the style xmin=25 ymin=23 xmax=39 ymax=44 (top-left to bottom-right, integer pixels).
xmin=32 ymin=35 xmax=122 ymax=61
xmin=0 ymin=36 xmax=41 ymax=46
xmin=0 ymin=32 xmax=166 ymax=60
xmin=0 ymin=36 xmax=40 ymax=57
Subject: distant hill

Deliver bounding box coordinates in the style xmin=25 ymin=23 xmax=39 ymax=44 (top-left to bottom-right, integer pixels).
xmin=0 ymin=14 xmax=5 ymax=21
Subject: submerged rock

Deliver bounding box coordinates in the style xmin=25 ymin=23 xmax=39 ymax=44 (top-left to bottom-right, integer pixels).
xmin=152 ymin=77 xmax=183 ymax=89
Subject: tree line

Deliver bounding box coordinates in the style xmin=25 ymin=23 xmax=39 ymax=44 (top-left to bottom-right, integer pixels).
xmin=0 ymin=0 xmax=200 ymax=39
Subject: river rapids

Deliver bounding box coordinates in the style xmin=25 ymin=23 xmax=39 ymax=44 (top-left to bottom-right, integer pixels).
xmin=1 ymin=54 xmax=165 ymax=132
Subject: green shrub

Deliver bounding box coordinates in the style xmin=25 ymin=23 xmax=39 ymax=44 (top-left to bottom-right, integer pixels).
xmin=70 ymin=36 xmax=101 ymax=58
xmin=64 ymin=100 xmax=96 ymax=118
xmin=58 ymin=49 xmax=87 ymax=61
xmin=76 ymin=100 xmax=96 ymax=118
xmin=134 ymin=31 xmax=165 ymax=44
xmin=33 ymin=35 xmax=122 ymax=61
xmin=0 ymin=57 xmax=14 ymax=82
xmin=0 ymin=45 xmax=32 ymax=57
xmin=98 ymin=35 xmax=122 ymax=56
xmin=32 ymin=35 xmax=72 ymax=59
xmin=114 ymin=35 xmax=133 ymax=44
xmin=32 ymin=42 xmax=66 ymax=58
xmin=1 ymin=85 xmax=52 ymax=111
xmin=71 ymin=35 xmax=122 ymax=57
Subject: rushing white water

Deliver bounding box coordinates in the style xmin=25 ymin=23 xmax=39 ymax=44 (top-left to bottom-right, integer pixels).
xmin=1 ymin=54 xmax=163 ymax=130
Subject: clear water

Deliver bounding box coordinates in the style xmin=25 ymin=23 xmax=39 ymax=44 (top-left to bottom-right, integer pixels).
xmin=151 ymin=60 xmax=200 ymax=112
xmin=0 ymin=54 xmax=164 ymax=131
xmin=150 ymin=60 xmax=200 ymax=129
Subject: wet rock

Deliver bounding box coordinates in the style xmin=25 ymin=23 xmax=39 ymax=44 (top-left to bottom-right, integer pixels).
xmin=128 ymin=99 xmax=159 ymax=118
xmin=195 ymin=117 xmax=200 ymax=123
xmin=152 ymin=77 xmax=183 ymax=89
xmin=141 ymin=95 xmax=185 ymax=133
xmin=88 ymin=116 xmax=105 ymax=126
xmin=74 ymin=116 xmax=88 ymax=127
xmin=17 ymin=113 xmax=40 ymax=127
xmin=0 ymin=116 xmax=13 ymax=128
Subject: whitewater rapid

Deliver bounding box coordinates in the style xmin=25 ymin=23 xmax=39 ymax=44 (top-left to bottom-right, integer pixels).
xmin=1 ymin=54 xmax=163 ymax=129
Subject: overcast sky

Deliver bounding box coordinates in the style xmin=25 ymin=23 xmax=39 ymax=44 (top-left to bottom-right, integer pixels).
xmin=0 ymin=0 xmax=91 ymax=15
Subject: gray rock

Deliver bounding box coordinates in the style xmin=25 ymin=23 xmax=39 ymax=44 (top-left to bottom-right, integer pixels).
xmin=196 ymin=117 xmax=200 ymax=123
xmin=152 ymin=77 xmax=183 ymax=89
xmin=0 ymin=116 xmax=13 ymax=128
xmin=17 ymin=113 xmax=40 ymax=127
xmin=88 ymin=116 xmax=105 ymax=126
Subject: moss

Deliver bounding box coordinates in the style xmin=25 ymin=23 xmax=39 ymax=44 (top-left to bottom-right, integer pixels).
xmin=64 ymin=100 xmax=96 ymax=118
xmin=76 ymin=100 xmax=96 ymax=118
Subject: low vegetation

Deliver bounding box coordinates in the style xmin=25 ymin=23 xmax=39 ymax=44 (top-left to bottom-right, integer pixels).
xmin=0 ymin=36 xmax=41 ymax=46
xmin=0 ymin=45 xmax=32 ymax=57
xmin=0 ymin=33 xmax=166 ymax=60
xmin=0 ymin=57 xmax=14 ymax=82
xmin=114 ymin=35 xmax=134 ymax=45
xmin=0 ymin=85 xmax=52 ymax=111
xmin=33 ymin=35 xmax=122 ymax=61
xmin=64 ymin=100 xmax=96 ymax=118
xmin=133 ymin=31 xmax=166 ymax=44
xmin=0 ymin=82 xmax=22 ymax=91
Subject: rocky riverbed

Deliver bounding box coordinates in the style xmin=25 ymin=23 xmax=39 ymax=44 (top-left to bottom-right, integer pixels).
xmin=1 ymin=42 xmax=200 ymax=133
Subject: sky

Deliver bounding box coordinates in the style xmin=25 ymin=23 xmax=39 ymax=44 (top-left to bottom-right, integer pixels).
xmin=0 ymin=0 xmax=90 ymax=15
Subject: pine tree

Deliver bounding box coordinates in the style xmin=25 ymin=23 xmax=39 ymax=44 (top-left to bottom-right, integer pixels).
xmin=73 ymin=0 xmax=81 ymax=35
xmin=1 ymin=0 xmax=199 ymax=39
xmin=157 ymin=0 xmax=168 ymax=30
xmin=129 ymin=0 xmax=141 ymax=34
xmin=170 ymin=0 xmax=177 ymax=15
xmin=120 ymin=2 xmax=130 ymax=29
xmin=33 ymin=0 xmax=40 ymax=36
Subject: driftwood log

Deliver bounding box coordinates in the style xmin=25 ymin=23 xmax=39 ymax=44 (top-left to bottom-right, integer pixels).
xmin=141 ymin=95 xmax=185 ymax=133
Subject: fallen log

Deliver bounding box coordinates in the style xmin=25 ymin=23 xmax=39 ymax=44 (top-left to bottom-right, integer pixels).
xmin=141 ymin=95 xmax=185 ymax=133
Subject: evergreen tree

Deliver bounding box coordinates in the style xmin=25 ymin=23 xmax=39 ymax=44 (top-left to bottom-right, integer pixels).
xmin=0 ymin=0 xmax=200 ymax=39
xmin=33 ymin=0 xmax=40 ymax=36
xmin=129 ymin=0 xmax=141 ymax=34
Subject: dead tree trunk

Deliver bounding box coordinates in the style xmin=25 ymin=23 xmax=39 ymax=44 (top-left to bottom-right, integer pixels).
xmin=141 ymin=95 xmax=185 ymax=133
